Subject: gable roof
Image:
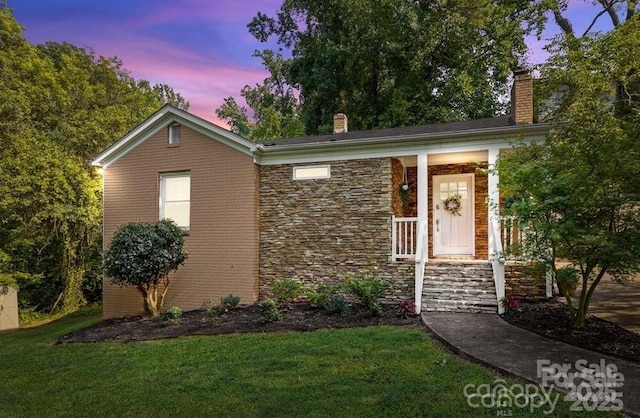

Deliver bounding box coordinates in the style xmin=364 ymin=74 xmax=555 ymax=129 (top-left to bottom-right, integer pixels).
xmin=91 ymin=104 xmax=257 ymax=168
xmin=93 ymin=106 xmax=555 ymax=168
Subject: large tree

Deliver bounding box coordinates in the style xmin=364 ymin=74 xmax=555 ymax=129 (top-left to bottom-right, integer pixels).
xmin=216 ymin=50 xmax=304 ymax=140
xmin=0 ymin=6 xmax=188 ymax=314
xmin=498 ymin=16 xmax=640 ymax=328
xmin=219 ymin=1 xmax=640 ymax=140
xmin=219 ymin=0 xmax=541 ymax=138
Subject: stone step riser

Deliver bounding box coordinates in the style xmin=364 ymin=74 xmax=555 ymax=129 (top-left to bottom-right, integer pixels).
xmin=421 ymin=262 xmax=497 ymax=313
xmin=423 ymin=298 xmax=498 ymax=305
xmin=423 ymin=279 xmax=494 ymax=286
xmin=423 ymin=306 xmax=496 ymax=312
xmin=424 ymin=276 xmax=493 ymax=282
xmin=424 ymin=303 xmax=497 ymax=310
xmin=423 ymin=293 xmax=496 ymax=300
xmin=423 ymin=286 xmax=496 ymax=293
xmin=423 ymin=300 xmax=497 ymax=314
xmin=424 ymin=271 xmax=493 ymax=277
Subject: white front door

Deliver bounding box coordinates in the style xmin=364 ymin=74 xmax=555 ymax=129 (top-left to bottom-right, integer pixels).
xmin=433 ymin=174 xmax=475 ymax=257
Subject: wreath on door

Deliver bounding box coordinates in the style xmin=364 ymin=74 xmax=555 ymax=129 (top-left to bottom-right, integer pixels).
xmin=443 ymin=194 xmax=462 ymax=216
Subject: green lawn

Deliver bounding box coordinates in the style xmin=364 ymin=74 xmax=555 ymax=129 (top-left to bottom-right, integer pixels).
xmin=0 ymin=309 xmax=622 ymax=417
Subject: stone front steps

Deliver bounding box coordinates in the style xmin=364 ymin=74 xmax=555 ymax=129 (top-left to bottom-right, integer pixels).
xmin=422 ymin=261 xmax=498 ymax=314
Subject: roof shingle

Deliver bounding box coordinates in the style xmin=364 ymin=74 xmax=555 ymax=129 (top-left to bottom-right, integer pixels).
xmin=259 ymin=115 xmax=513 ymax=146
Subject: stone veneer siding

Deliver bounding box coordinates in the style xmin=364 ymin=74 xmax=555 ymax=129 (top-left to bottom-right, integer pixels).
xmin=505 ymin=262 xmax=547 ymax=299
xmin=259 ymin=158 xmax=413 ymax=303
xmin=428 ymin=163 xmax=488 ymax=259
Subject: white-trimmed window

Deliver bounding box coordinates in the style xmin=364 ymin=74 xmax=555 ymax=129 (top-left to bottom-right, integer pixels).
xmin=168 ymin=123 xmax=181 ymax=145
xmin=160 ymin=172 xmax=190 ymax=230
xmin=293 ymin=165 xmax=331 ymax=180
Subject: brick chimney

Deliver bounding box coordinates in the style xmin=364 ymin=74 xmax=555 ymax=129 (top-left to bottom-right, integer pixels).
xmin=333 ymin=113 xmax=348 ymax=133
xmin=510 ymin=69 xmax=533 ymax=125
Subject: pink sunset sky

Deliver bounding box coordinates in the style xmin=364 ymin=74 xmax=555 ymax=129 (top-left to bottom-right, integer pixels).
xmin=12 ymin=1 xmax=614 ymax=125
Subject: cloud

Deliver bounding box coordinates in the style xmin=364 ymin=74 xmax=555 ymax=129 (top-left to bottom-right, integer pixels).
xmin=83 ymin=29 xmax=269 ymax=123
xmin=13 ymin=1 xmax=280 ymax=125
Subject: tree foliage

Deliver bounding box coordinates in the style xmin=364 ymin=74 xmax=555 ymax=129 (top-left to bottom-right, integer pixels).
xmin=219 ymin=0 xmax=543 ymax=138
xmin=219 ymin=1 xmax=640 ymax=140
xmin=216 ymin=50 xmax=305 ymax=141
xmin=0 ymin=6 xmax=189 ymax=314
xmin=104 ymin=220 xmax=188 ymax=317
xmin=498 ymin=17 xmax=640 ymax=328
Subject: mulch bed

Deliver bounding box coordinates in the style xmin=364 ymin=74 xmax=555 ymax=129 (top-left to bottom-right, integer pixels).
xmin=57 ymin=302 xmax=422 ymax=344
xmin=502 ymin=299 xmax=640 ymax=363
xmin=58 ymin=299 xmax=640 ymax=365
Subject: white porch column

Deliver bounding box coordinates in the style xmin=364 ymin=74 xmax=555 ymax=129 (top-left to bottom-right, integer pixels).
xmin=488 ymin=147 xmax=505 ymax=313
xmin=487 ymin=148 xmax=500 ymax=236
xmin=415 ymin=153 xmax=428 ymax=313
xmin=417 ymin=153 xmax=428 ymax=222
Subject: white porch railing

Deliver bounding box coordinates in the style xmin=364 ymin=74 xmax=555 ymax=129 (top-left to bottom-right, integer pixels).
xmin=490 ymin=218 xmax=506 ymax=314
xmin=391 ymin=216 xmax=426 ymax=313
xmin=392 ymin=216 xmax=418 ymax=261
xmin=500 ymin=215 xmax=534 ymax=260
xmin=500 ymin=215 xmax=524 ymax=254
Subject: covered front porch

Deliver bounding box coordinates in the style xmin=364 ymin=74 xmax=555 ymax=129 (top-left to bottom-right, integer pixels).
xmin=387 ymin=149 xmax=522 ymax=314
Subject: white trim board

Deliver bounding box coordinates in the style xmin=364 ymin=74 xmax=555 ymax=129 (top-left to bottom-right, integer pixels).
xmin=92 ymin=105 xmax=257 ymax=168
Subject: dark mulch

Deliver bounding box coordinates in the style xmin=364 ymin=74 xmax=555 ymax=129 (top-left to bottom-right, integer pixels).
xmin=502 ymin=299 xmax=640 ymax=363
xmin=58 ymin=298 xmax=640 ymax=365
xmin=57 ymin=302 xmax=422 ymax=344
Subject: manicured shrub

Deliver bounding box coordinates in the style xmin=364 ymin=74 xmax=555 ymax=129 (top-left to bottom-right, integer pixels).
xmin=345 ymin=276 xmax=390 ymax=317
xmin=259 ymin=299 xmax=282 ymax=322
xmin=324 ymin=294 xmax=351 ymax=316
xmin=164 ymin=306 xmax=182 ymax=324
xmin=219 ymin=294 xmax=241 ymax=313
xmin=306 ymin=283 xmax=340 ymax=308
xmin=103 ymin=219 xmax=188 ymax=317
xmin=272 ymin=278 xmax=303 ymax=304
xmin=306 ymin=283 xmax=350 ymax=316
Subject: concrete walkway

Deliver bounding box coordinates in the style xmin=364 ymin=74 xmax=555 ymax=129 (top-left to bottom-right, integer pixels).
xmin=422 ymin=312 xmax=640 ymax=417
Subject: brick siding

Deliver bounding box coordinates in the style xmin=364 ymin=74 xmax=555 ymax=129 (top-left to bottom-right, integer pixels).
xmin=102 ymin=125 xmax=259 ymax=318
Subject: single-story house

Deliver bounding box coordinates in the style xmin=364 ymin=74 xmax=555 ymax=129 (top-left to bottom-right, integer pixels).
xmin=92 ymin=70 xmax=552 ymax=319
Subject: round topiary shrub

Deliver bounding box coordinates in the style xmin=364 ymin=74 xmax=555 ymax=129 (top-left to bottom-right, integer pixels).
xmin=103 ymin=219 xmax=188 ymax=317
